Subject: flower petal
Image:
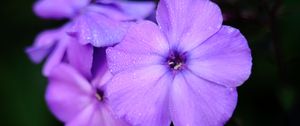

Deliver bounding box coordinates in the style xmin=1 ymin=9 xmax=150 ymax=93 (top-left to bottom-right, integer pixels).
xmin=66 ymin=102 xmax=129 ymax=126
xmin=106 ymin=21 xmax=169 ymax=74
xmin=26 ymin=29 xmax=61 ymax=63
xmin=187 ymin=26 xmax=252 ymax=87
xmin=33 ymin=0 xmax=90 ymax=19
xmin=69 ymin=11 xmax=130 ymax=47
xmin=114 ymin=1 xmax=155 ymax=20
xmin=42 ymin=33 xmax=70 ymax=76
xmin=156 ymin=0 xmax=222 ymax=52
xmin=67 ymin=40 xmax=94 ymax=79
xmin=46 ymin=63 xmax=93 ymax=122
xmin=91 ymin=48 xmax=111 ymax=88
xmin=170 ymin=71 xmax=237 ymax=126
xmin=106 ymin=65 xmax=172 ymax=126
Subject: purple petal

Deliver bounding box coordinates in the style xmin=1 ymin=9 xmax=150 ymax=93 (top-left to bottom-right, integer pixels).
xmin=68 ymin=11 xmax=130 ymax=47
xmin=91 ymin=48 xmax=111 ymax=87
xmin=170 ymin=72 xmax=237 ymax=126
xmin=106 ymin=65 xmax=171 ymax=126
xmin=46 ymin=63 xmax=93 ymax=122
xmin=42 ymin=32 xmax=70 ymax=76
xmin=66 ymin=102 xmax=129 ymax=126
xmin=33 ymin=0 xmax=90 ymax=19
xmin=26 ymin=29 xmax=61 ymax=63
xmin=86 ymin=4 xmax=132 ymax=21
xmin=67 ymin=40 xmax=94 ymax=79
xmin=156 ymin=0 xmax=222 ymax=52
xmin=187 ymin=26 xmax=252 ymax=87
xmin=114 ymin=1 xmax=155 ymax=20
xmin=106 ymin=21 xmax=169 ymax=74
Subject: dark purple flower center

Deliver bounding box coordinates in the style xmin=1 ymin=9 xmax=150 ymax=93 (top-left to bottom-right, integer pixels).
xmin=167 ymin=51 xmax=186 ymax=71
xmin=95 ymin=88 xmax=105 ymax=101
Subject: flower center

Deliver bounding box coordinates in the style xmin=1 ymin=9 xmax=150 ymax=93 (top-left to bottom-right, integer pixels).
xmin=95 ymin=89 xmax=104 ymax=101
xmin=167 ymin=51 xmax=185 ymax=71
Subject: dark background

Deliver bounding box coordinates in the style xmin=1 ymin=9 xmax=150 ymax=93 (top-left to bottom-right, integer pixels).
xmin=1 ymin=0 xmax=300 ymax=125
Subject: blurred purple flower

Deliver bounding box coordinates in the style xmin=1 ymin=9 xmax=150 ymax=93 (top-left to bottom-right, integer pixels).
xmin=46 ymin=51 xmax=129 ymax=125
xmin=26 ymin=24 xmax=72 ymax=76
xmin=33 ymin=0 xmax=155 ymax=20
xmin=106 ymin=0 xmax=252 ymax=126
xmin=26 ymin=0 xmax=155 ymax=76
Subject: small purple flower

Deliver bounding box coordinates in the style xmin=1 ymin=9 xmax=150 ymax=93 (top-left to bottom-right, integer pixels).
xmin=46 ymin=61 xmax=129 ymax=126
xmin=106 ymin=0 xmax=252 ymax=126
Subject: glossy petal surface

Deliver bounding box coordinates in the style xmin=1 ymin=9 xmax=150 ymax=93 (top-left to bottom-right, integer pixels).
xmin=156 ymin=0 xmax=222 ymax=52
xmin=69 ymin=11 xmax=129 ymax=47
xmin=170 ymin=72 xmax=237 ymax=126
xmin=187 ymin=26 xmax=252 ymax=87
xmin=106 ymin=66 xmax=171 ymax=126
xmin=106 ymin=21 xmax=169 ymax=74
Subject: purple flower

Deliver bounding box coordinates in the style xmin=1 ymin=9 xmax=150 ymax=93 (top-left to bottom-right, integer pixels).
xmin=26 ymin=24 xmax=72 ymax=76
xmin=33 ymin=0 xmax=155 ymax=47
xmin=34 ymin=0 xmax=155 ymax=20
xmin=106 ymin=0 xmax=252 ymax=126
xmin=67 ymin=0 xmax=155 ymax=47
xmin=27 ymin=0 xmax=155 ymax=76
xmin=46 ymin=61 xmax=129 ymax=125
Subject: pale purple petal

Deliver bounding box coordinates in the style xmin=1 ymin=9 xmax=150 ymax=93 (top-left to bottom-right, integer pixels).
xmin=114 ymin=1 xmax=155 ymax=20
xmin=170 ymin=72 xmax=237 ymax=126
xmin=26 ymin=29 xmax=60 ymax=63
xmin=106 ymin=66 xmax=171 ymax=126
xmin=68 ymin=11 xmax=130 ymax=47
xmin=156 ymin=0 xmax=222 ymax=52
xmin=33 ymin=0 xmax=90 ymax=19
xmin=46 ymin=63 xmax=93 ymax=122
xmin=67 ymin=40 xmax=94 ymax=79
xmin=86 ymin=4 xmax=132 ymax=21
xmin=106 ymin=21 xmax=169 ymax=74
xmin=66 ymin=102 xmax=129 ymax=126
xmin=42 ymin=33 xmax=70 ymax=76
xmin=187 ymin=26 xmax=252 ymax=87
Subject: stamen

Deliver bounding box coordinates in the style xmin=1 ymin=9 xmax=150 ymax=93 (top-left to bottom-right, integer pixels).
xmin=167 ymin=51 xmax=185 ymax=71
xmin=95 ymin=89 xmax=104 ymax=101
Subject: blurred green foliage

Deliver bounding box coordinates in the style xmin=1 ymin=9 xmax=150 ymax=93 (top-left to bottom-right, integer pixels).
xmin=0 ymin=0 xmax=299 ymax=126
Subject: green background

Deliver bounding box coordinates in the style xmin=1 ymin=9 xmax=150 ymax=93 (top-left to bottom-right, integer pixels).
xmin=1 ymin=0 xmax=300 ymax=125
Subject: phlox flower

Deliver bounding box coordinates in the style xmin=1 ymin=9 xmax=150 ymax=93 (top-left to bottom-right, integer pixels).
xmin=46 ymin=49 xmax=129 ymax=126
xmin=106 ymin=0 xmax=252 ymax=126
xmin=26 ymin=0 xmax=155 ymax=76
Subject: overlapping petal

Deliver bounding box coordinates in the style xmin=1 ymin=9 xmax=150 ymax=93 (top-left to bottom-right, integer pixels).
xmin=115 ymin=1 xmax=155 ymax=20
xmin=26 ymin=25 xmax=71 ymax=76
xmin=156 ymin=0 xmax=222 ymax=52
xmin=106 ymin=65 xmax=172 ymax=126
xmin=187 ymin=26 xmax=252 ymax=87
xmin=66 ymin=102 xmax=129 ymax=126
xmin=68 ymin=11 xmax=130 ymax=47
xmin=46 ymin=64 xmax=93 ymax=122
xmin=26 ymin=29 xmax=60 ymax=63
xmin=106 ymin=21 xmax=169 ymax=74
xmin=67 ymin=41 xmax=94 ymax=79
xmin=170 ymin=72 xmax=237 ymax=126
xmin=33 ymin=0 xmax=90 ymax=19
